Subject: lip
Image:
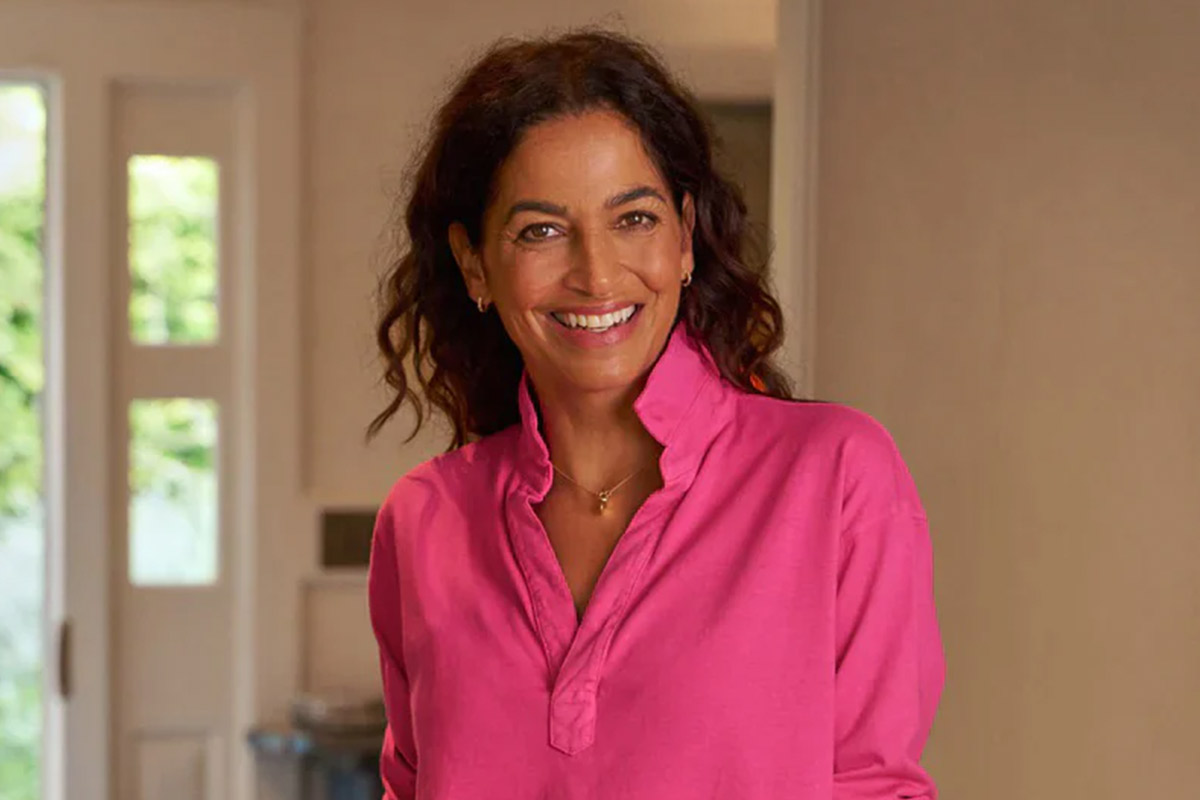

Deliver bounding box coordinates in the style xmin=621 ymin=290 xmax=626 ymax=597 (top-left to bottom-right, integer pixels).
xmin=546 ymin=303 xmax=643 ymax=349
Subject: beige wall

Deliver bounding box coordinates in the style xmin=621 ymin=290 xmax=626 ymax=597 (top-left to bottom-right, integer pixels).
xmin=303 ymin=0 xmax=774 ymax=507
xmin=813 ymin=1 xmax=1200 ymax=797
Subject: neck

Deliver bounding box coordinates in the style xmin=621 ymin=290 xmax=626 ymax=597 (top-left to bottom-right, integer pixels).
xmin=529 ymin=373 xmax=663 ymax=492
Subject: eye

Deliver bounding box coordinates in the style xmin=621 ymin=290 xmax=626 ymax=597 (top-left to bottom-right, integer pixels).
xmin=515 ymin=222 xmax=562 ymax=243
xmin=617 ymin=210 xmax=659 ymax=230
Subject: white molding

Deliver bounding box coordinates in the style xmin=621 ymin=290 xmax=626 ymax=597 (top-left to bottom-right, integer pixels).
xmin=42 ymin=68 xmax=115 ymax=800
xmin=229 ymin=20 xmax=306 ymax=800
xmin=770 ymin=0 xmax=822 ymax=397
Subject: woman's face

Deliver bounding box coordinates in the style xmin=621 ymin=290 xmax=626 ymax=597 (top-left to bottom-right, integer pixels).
xmin=450 ymin=108 xmax=694 ymax=398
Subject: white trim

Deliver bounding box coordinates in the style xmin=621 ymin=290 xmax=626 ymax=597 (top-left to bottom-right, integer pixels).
xmin=231 ymin=30 xmax=308 ymax=800
xmin=770 ymin=0 xmax=822 ymax=397
xmin=52 ymin=68 xmax=115 ymax=800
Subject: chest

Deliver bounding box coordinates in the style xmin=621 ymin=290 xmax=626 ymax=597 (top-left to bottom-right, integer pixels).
xmin=533 ymin=474 xmax=661 ymax=621
xmin=405 ymin=475 xmax=839 ymax=767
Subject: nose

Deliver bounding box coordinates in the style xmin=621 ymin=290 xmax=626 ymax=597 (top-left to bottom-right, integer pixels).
xmin=565 ymin=227 xmax=620 ymax=296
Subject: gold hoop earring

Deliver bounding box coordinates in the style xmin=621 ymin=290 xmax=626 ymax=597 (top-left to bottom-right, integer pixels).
xmin=476 ymin=296 xmax=488 ymax=313
xmin=681 ymin=271 xmax=692 ymax=287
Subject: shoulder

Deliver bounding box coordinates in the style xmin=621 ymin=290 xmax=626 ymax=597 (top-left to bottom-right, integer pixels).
xmin=731 ymin=391 xmax=899 ymax=459
xmin=374 ymin=427 xmax=519 ymax=540
xmin=728 ymin=390 xmax=924 ymax=526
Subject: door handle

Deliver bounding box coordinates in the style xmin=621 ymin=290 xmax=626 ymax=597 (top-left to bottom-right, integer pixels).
xmin=57 ymin=618 xmax=72 ymax=700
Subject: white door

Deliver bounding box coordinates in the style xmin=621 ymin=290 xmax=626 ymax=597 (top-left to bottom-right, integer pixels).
xmin=110 ymin=84 xmax=240 ymax=800
xmin=0 ymin=5 xmax=302 ymax=800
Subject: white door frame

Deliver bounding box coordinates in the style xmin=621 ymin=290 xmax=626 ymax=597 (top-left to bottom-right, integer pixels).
xmin=0 ymin=4 xmax=304 ymax=799
xmin=772 ymin=0 xmax=822 ymax=397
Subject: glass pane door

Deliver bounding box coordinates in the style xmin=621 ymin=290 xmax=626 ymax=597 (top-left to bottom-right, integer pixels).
xmin=0 ymin=81 xmax=47 ymax=800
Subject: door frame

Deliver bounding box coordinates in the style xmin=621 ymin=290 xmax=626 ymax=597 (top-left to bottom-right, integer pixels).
xmin=771 ymin=0 xmax=822 ymax=396
xmin=0 ymin=4 xmax=304 ymax=799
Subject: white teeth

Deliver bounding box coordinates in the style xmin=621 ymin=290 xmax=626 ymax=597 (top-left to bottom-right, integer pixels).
xmin=552 ymin=305 xmax=638 ymax=331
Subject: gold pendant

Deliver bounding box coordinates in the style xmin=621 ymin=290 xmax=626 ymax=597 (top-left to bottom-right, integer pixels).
xmin=597 ymin=490 xmax=611 ymax=514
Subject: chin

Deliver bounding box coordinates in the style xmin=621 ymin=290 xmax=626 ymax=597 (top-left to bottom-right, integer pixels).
xmin=565 ymin=367 xmax=640 ymax=395
xmin=550 ymin=348 xmax=653 ymax=396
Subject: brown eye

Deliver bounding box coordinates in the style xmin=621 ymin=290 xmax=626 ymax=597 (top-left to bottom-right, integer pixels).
xmin=517 ymin=222 xmax=561 ymax=243
xmin=618 ymin=210 xmax=659 ymax=230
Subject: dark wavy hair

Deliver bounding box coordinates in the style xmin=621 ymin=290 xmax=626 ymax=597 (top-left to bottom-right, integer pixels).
xmin=369 ymin=28 xmax=798 ymax=449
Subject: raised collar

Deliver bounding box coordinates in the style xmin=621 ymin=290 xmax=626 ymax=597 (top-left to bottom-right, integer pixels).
xmin=513 ymin=322 xmax=736 ymax=499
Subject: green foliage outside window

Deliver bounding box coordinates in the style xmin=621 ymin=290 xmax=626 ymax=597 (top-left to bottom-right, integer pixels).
xmin=0 ymin=82 xmax=47 ymax=800
xmin=128 ymin=155 xmax=218 ymax=344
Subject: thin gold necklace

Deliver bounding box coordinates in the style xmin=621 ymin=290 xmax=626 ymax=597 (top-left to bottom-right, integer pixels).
xmin=551 ymin=461 xmax=646 ymax=514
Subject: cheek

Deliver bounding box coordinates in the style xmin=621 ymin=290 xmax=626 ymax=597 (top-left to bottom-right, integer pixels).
xmin=614 ymin=234 xmax=684 ymax=292
xmin=493 ymin=249 xmax=565 ymax=308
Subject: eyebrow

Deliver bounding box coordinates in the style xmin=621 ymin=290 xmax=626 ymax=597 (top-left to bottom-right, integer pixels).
xmin=503 ymin=199 xmax=568 ymax=225
xmin=502 ymin=185 xmax=669 ymax=226
xmin=606 ymin=185 xmax=668 ymax=209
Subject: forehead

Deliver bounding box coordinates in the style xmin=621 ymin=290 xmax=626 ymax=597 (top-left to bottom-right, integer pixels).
xmin=491 ymin=109 xmax=669 ymax=203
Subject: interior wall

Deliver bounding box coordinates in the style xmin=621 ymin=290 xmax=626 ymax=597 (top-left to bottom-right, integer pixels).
xmin=813 ymin=1 xmax=1200 ymax=797
xmin=303 ymin=0 xmax=775 ymax=508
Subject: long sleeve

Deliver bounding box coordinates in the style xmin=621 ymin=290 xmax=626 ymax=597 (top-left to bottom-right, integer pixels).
xmin=368 ymin=497 xmax=419 ymax=799
xmin=833 ymin=508 xmax=946 ymax=799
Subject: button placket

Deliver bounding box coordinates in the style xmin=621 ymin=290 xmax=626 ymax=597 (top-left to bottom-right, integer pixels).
xmin=545 ymin=490 xmax=682 ymax=755
xmin=549 ymin=683 xmax=598 ymax=754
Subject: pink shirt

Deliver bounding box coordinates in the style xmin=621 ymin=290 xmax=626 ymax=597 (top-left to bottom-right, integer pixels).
xmin=368 ymin=323 xmax=946 ymax=799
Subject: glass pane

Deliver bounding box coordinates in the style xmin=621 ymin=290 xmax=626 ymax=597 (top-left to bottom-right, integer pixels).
xmin=127 ymin=155 xmax=219 ymax=344
xmin=129 ymin=399 xmax=219 ymax=586
xmin=0 ymin=82 xmax=47 ymax=800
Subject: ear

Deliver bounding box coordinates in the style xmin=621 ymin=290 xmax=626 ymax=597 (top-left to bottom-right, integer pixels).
xmin=680 ymin=192 xmax=696 ymax=272
xmin=448 ymin=222 xmax=488 ymax=302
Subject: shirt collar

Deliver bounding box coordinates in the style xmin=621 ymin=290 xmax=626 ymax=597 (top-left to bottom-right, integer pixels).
xmin=513 ymin=322 xmax=735 ymax=498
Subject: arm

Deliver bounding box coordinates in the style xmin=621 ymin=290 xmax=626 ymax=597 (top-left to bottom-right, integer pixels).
xmin=833 ymin=508 xmax=946 ymax=799
xmin=368 ymin=497 xmax=419 ymax=799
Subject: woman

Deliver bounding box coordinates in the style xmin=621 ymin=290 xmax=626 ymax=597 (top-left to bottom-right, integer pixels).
xmin=367 ymin=29 xmax=945 ymax=800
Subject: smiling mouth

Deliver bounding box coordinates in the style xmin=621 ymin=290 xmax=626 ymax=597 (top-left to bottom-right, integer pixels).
xmin=549 ymin=304 xmax=641 ymax=333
